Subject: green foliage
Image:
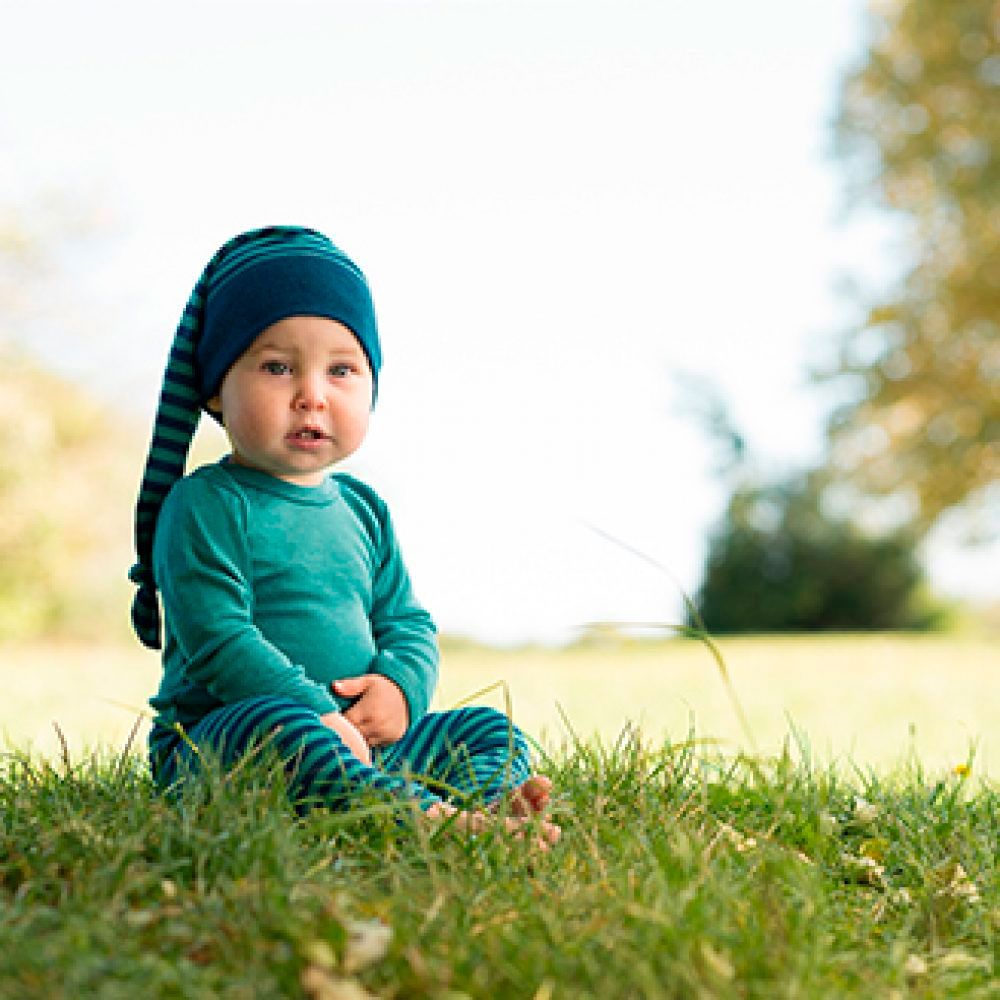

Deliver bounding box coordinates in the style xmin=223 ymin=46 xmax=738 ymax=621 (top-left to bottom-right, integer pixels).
xmin=0 ymin=349 xmax=136 ymax=641
xmin=0 ymin=200 xmax=138 ymax=642
xmin=691 ymin=476 xmax=943 ymax=633
xmin=680 ymin=381 xmax=939 ymax=633
xmin=0 ymin=734 xmax=996 ymax=998
xmin=831 ymin=0 xmax=1000 ymax=533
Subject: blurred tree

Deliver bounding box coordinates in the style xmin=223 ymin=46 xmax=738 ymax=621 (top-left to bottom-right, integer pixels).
xmin=0 ymin=349 xmax=134 ymax=639
xmin=0 ymin=203 xmax=135 ymax=641
xmin=691 ymin=473 xmax=941 ymax=633
xmin=829 ymin=0 xmax=1000 ymax=535
xmin=680 ymin=376 xmax=940 ymax=632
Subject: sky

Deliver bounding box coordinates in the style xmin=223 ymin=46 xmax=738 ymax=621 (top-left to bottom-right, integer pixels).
xmin=2 ymin=0 xmax=996 ymax=643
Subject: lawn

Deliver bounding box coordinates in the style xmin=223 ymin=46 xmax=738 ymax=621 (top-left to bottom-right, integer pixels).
xmin=4 ymin=634 xmax=997 ymax=778
xmin=2 ymin=710 xmax=997 ymax=997
xmin=1 ymin=634 xmax=997 ymax=998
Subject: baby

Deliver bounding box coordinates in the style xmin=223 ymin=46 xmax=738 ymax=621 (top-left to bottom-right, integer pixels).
xmin=130 ymin=226 xmax=558 ymax=847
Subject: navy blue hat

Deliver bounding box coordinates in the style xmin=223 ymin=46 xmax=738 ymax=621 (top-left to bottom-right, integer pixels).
xmin=129 ymin=225 xmax=381 ymax=648
xmin=198 ymin=229 xmax=381 ymax=406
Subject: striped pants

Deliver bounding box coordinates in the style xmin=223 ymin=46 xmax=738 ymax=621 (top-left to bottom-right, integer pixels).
xmin=149 ymin=696 xmax=530 ymax=813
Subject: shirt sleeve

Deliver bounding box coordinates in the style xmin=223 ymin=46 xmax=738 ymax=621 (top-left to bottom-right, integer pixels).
xmin=361 ymin=492 xmax=440 ymax=729
xmin=153 ymin=475 xmax=339 ymax=716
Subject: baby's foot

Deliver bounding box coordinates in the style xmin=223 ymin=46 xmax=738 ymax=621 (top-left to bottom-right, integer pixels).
xmin=425 ymin=801 xmax=561 ymax=852
xmin=504 ymin=775 xmax=552 ymax=818
xmin=492 ymin=774 xmax=560 ymax=848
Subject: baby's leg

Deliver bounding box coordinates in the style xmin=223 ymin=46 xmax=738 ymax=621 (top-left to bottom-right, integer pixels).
xmin=151 ymin=696 xmax=438 ymax=812
xmin=319 ymin=711 xmax=371 ymax=765
xmin=381 ymin=706 xmax=560 ymax=844
xmin=380 ymin=705 xmax=531 ymax=803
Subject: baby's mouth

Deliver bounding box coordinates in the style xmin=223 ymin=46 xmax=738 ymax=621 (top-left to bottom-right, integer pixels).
xmin=289 ymin=428 xmax=327 ymax=441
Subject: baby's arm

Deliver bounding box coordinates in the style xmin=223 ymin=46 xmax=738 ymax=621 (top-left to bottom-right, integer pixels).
xmin=356 ymin=485 xmax=439 ymax=732
xmin=319 ymin=711 xmax=372 ymax=765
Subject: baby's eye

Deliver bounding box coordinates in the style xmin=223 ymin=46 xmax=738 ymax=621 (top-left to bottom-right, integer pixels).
xmin=262 ymin=360 xmax=290 ymax=375
xmin=329 ymin=363 xmax=352 ymax=378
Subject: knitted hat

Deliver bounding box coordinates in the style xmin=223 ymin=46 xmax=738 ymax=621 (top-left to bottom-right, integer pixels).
xmin=129 ymin=225 xmax=381 ymax=649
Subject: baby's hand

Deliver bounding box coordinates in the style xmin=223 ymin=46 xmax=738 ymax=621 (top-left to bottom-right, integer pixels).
xmin=334 ymin=674 xmax=409 ymax=746
xmin=319 ymin=711 xmax=372 ymax=765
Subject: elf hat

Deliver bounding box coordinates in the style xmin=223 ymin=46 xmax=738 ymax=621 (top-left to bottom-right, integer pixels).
xmin=129 ymin=225 xmax=381 ymax=649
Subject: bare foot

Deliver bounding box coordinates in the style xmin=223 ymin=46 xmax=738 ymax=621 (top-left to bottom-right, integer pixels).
xmin=425 ymin=801 xmax=561 ymax=852
xmin=503 ymin=775 xmax=552 ymax=818
xmin=489 ymin=774 xmax=560 ymax=848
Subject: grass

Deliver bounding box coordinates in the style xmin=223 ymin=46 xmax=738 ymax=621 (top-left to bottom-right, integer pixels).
xmin=1 ymin=727 xmax=997 ymax=998
xmin=435 ymin=633 xmax=999 ymax=778
xmin=5 ymin=634 xmax=997 ymax=776
xmin=2 ymin=633 xmax=997 ymax=996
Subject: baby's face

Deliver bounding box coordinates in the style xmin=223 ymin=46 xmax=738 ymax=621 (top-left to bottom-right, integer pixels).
xmin=207 ymin=315 xmax=373 ymax=486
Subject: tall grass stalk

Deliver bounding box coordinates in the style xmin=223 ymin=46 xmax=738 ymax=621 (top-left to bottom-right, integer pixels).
xmin=583 ymin=521 xmax=757 ymax=752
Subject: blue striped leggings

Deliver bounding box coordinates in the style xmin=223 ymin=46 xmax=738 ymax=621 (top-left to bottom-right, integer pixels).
xmin=149 ymin=696 xmax=531 ymax=813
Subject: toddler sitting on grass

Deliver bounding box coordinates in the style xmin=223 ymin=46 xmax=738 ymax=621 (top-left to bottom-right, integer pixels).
xmin=130 ymin=226 xmax=559 ymax=849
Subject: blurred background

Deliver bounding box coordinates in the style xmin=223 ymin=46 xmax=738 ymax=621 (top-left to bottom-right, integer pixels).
xmin=2 ymin=0 xmax=997 ymax=765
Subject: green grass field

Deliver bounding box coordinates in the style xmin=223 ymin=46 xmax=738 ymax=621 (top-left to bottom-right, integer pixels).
xmin=2 ymin=710 xmax=997 ymax=997
xmin=4 ymin=634 xmax=997 ymax=779
xmin=2 ymin=634 xmax=997 ymax=997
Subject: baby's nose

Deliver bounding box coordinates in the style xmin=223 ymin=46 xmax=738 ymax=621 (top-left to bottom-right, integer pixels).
xmin=294 ymin=376 xmax=327 ymax=409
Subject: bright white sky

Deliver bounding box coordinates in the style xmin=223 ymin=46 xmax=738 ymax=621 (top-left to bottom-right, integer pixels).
xmin=2 ymin=0 xmax=995 ymax=642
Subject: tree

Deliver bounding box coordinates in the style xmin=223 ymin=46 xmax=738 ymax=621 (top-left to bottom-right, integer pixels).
xmin=830 ymin=0 xmax=1000 ymax=535
xmin=677 ymin=377 xmax=940 ymax=632
xmin=691 ymin=473 xmax=941 ymax=633
xmin=0 ymin=350 xmax=136 ymax=639
xmin=0 ymin=202 xmax=136 ymax=641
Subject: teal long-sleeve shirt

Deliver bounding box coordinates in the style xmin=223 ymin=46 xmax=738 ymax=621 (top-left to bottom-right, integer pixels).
xmin=149 ymin=460 xmax=439 ymax=734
